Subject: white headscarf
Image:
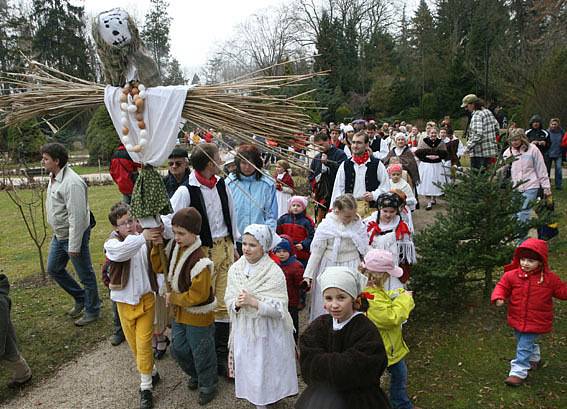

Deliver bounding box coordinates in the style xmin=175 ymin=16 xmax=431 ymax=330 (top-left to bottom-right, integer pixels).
xmin=318 ymin=266 xmax=368 ymax=299
xmin=243 ymin=224 xmax=281 ymax=253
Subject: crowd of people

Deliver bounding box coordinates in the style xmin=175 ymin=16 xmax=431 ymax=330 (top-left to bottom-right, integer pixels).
xmin=1 ymin=93 xmax=566 ymax=409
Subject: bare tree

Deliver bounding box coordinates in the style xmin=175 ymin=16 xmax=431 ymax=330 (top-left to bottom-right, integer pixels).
xmin=2 ymin=158 xmax=48 ymax=280
xmin=217 ymin=5 xmax=305 ymax=76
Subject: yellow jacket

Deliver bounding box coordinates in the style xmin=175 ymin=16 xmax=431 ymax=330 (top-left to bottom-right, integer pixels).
xmin=365 ymin=286 xmax=415 ymax=366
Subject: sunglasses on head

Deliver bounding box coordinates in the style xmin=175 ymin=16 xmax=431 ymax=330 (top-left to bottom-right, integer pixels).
xmin=168 ymin=160 xmax=184 ymax=167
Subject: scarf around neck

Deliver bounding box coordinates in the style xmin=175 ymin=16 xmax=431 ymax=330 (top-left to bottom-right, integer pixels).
xmin=352 ymin=150 xmax=370 ymax=165
xmin=195 ymin=170 xmax=217 ymax=189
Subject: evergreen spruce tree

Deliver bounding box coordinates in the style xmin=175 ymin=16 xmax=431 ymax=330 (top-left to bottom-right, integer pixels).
xmin=85 ymin=106 xmax=120 ymax=165
xmin=412 ymin=160 xmax=548 ymax=303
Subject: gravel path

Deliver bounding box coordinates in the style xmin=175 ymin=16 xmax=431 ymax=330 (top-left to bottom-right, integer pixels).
xmin=0 ymin=339 xmax=301 ymax=409
xmin=2 ymin=204 xmax=440 ymax=409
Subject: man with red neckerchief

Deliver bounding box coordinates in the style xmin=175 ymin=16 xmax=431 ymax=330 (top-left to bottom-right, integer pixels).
xmin=330 ymin=131 xmax=390 ymax=218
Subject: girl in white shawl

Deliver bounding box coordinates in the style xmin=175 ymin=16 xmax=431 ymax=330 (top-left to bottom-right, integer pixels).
xmin=225 ymin=224 xmax=298 ymax=409
xmin=303 ymin=194 xmax=368 ymax=322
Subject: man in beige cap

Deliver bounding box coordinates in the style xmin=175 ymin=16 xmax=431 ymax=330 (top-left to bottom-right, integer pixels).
xmin=461 ymin=94 xmax=500 ymax=169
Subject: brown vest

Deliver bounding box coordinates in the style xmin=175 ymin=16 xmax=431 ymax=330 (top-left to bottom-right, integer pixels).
xmin=168 ymin=245 xmax=215 ymax=306
xmin=108 ymin=232 xmax=158 ymax=292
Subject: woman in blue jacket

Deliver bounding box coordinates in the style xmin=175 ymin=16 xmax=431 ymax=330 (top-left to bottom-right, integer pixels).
xmin=226 ymin=144 xmax=278 ymax=254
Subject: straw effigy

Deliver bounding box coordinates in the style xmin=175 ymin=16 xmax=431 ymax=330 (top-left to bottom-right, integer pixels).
xmin=0 ymin=59 xmax=324 ymax=164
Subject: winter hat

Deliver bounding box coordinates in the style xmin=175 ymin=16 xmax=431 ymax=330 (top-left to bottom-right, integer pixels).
xmin=318 ymin=266 xmax=368 ymax=299
xmin=362 ymin=249 xmax=403 ymax=278
xmin=274 ymin=237 xmax=292 ymax=253
xmin=171 ymin=207 xmax=202 ymax=235
xmin=288 ymin=195 xmax=308 ymax=212
xmin=343 ymin=124 xmax=354 ymax=133
xmin=387 ymin=164 xmax=403 ymax=175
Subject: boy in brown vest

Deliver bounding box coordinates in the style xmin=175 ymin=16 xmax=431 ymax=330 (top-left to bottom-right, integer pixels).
xmin=151 ymin=207 xmax=218 ymax=406
xmin=104 ymin=203 xmax=161 ymax=409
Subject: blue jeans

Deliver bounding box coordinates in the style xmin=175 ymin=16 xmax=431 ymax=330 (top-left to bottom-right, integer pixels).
xmin=517 ymin=188 xmax=539 ymax=224
xmin=171 ymin=320 xmax=218 ymax=394
xmin=47 ymin=228 xmax=101 ymax=316
xmin=510 ymin=331 xmax=540 ymax=379
xmin=388 ymin=359 xmax=413 ymax=409
xmin=549 ymin=156 xmax=562 ymax=189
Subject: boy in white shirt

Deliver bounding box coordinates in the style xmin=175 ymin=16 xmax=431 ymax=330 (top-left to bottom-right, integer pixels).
xmin=104 ymin=203 xmax=162 ymax=409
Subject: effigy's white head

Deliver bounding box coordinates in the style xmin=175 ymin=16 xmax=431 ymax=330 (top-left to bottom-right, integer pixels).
xmin=97 ymin=8 xmax=132 ymax=47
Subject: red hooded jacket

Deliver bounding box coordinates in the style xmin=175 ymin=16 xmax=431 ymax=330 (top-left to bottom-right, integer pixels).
xmin=491 ymin=238 xmax=567 ymax=334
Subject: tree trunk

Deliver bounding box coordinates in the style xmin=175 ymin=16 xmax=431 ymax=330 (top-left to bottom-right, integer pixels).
xmin=37 ymin=243 xmax=47 ymax=281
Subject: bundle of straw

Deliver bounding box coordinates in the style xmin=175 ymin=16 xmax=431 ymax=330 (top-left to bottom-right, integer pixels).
xmin=0 ymin=60 xmax=323 ymax=153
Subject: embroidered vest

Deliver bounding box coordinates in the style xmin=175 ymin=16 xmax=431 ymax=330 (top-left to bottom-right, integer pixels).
xmin=188 ymin=178 xmax=233 ymax=247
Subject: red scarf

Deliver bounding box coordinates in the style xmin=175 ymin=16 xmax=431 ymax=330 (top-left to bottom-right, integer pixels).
xmin=352 ymin=151 xmax=369 ymax=165
xmin=367 ymin=219 xmax=411 ymax=245
xmin=195 ymin=171 xmax=217 ymax=189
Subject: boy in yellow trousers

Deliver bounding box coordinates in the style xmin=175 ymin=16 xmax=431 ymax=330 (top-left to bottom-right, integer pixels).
xmin=104 ymin=203 xmax=162 ymax=409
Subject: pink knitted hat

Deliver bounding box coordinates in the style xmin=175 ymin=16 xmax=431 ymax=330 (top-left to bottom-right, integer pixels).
xmin=288 ymin=195 xmax=308 ymax=212
xmin=362 ymin=249 xmax=403 ymax=277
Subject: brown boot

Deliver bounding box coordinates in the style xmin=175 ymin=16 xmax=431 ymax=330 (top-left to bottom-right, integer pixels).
xmin=504 ymin=375 xmax=524 ymax=386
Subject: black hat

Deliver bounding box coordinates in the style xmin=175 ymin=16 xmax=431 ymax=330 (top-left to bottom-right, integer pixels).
xmin=376 ymin=192 xmax=403 ymax=210
xmin=168 ymin=148 xmax=188 ymax=159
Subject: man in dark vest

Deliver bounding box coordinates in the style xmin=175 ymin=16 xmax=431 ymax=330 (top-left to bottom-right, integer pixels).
xmin=166 ymin=143 xmax=239 ymax=377
xmin=366 ymin=122 xmax=389 ymax=160
xmin=330 ymin=131 xmax=390 ymax=218
xmin=309 ymin=132 xmax=348 ymax=224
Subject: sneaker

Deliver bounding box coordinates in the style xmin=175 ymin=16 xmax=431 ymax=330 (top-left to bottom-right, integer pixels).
xmin=152 ymin=372 xmax=161 ymax=387
xmin=140 ymin=389 xmax=153 ymax=409
xmin=187 ymin=377 xmax=198 ymax=390
xmin=110 ymin=334 xmax=125 ymax=346
xmin=74 ymin=314 xmax=99 ymax=327
xmin=425 ymin=203 xmax=433 ymax=211
xmin=7 ymin=374 xmax=32 ymax=389
xmin=504 ymin=375 xmax=525 ymax=386
xmin=66 ymin=303 xmax=84 ymax=319
xmin=198 ymin=389 xmax=217 ymax=406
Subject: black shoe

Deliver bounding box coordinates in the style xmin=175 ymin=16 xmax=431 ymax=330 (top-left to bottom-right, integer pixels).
xmin=152 ymin=372 xmax=160 ymax=387
xmin=198 ymin=389 xmax=217 ymax=406
xmin=74 ymin=314 xmax=99 ymax=327
xmin=140 ymin=389 xmax=153 ymax=409
xmin=187 ymin=377 xmax=198 ymax=390
xmin=425 ymin=203 xmax=432 ymax=211
xmin=154 ymin=337 xmax=170 ymax=360
xmin=110 ymin=334 xmax=125 ymax=346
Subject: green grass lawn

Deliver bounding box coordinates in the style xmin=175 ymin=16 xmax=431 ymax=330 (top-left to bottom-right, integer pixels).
xmin=0 ymin=183 xmax=565 ymax=407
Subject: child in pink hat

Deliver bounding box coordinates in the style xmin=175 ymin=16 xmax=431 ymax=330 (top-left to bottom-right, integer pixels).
xmin=361 ymin=249 xmax=419 ymax=409
xmin=276 ymin=196 xmax=315 ymax=268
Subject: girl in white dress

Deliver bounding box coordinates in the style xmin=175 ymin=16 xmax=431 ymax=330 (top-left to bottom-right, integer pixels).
xmin=363 ymin=192 xmax=416 ymax=287
xmin=225 ymin=224 xmax=298 ymax=409
xmin=303 ymin=194 xmax=368 ymax=322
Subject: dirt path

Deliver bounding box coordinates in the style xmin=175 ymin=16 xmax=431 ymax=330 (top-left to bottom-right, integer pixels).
xmin=2 ymin=202 xmax=443 ymax=409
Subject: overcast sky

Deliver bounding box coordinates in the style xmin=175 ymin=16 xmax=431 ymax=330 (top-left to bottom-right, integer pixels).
xmin=82 ymin=0 xmax=285 ymax=75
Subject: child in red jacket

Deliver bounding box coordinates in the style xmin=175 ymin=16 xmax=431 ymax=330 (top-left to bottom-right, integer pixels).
xmin=491 ymin=238 xmax=567 ymax=387
xmin=273 ymin=237 xmax=304 ymax=343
